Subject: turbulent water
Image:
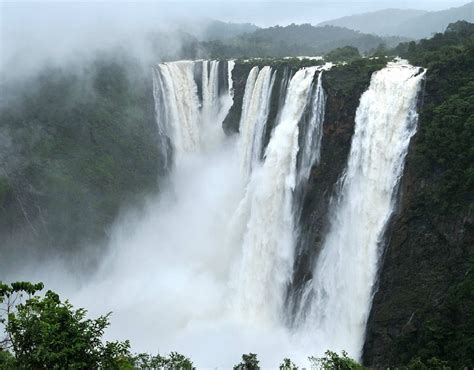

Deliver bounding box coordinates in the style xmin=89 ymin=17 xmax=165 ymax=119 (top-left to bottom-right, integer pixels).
xmin=239 ymin=66 xmax=276 ymax=179
xmin=4 ymin=58 xmax=426 ymax=367
xmin=294 ymin=61 xmax=426 ymax=358
xmin=152 ymin=60 xmax=234 ymax=159
xmin=233 ymin=67 xmax=317 ymax=325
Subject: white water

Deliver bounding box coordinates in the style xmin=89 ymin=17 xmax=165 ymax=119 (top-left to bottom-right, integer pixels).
xmin=233 ymin=67 xmax=317 ymax=324
xmin=239 ymin=66 xmax=276 ymax=179
xmin=297 ymin=71 xmax=326 ymax=187
xmin=5 ymin=59 xmax=425 ymax=368
xmin=154 ymin=60 xmax=234 ymax=159
xmin=297 ymin=61 xmax=425 ymax=359
xmin=75 ymin=63 xmax=326 ymax=367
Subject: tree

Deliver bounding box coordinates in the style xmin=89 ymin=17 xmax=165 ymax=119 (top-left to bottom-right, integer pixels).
xmin=308 ymin=350 xmax=364 ymax=370
xmin=234 ymin=353 xmax=260 ymax=370
xmin=131 ymin=351 xmax=194 ymax=369
xmin=0 ymin=281 xmax=133 ymax=369
xmin=280 ymin=357 xmax=298 ymax=370
xmin=324 ymin=46 xmax=361 ymax=62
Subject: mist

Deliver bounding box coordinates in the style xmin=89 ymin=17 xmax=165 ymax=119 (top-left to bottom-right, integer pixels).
xmin=1 ymin=0 xmax=467 ymax=79
xmin=1 ymin=0 xmax=471 ymax=368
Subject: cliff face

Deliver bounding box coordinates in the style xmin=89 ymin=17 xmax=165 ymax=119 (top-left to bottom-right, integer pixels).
xmin=363 ymin=26 xmax=474 ymax=366
xmin=362 ymin=131 xmax=473 ymax=366
xmin=226 ymin=58 xmax=388 ymax=317
xmin=290 ymin=60 xmax=386 ymax=308
xmin=229 ymin=48 xmax=473 ymax=367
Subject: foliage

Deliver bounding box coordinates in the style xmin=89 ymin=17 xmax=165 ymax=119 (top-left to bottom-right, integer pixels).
xmin=0 ymin=51 xmax=165 ymax=256
xmin=309 ymin=350 xmax=365 ymax=370
xmin=234 ymin=353 xmax=260 ymax=370
xmin=379 ymin=21 xmax=474 ymax=368
xmin=1 ymin=281 xmax=467 ymax=368
xmin=395 ymin=262 xmax=474 ymax=368
xmin=0 ymin=281 xmax=134 ymax=369
xmin=201 ymin=23 xmax=403 ymax=59
xmin=280 ymin=357 xmax=298 ymax=370
xmin=323 ymin=57 xmax=389 ymax=96
xmin=405 ymin=356 xmax=450 ymax=370
xmin=0 ymin=281 xmax=195 ymax=369
xmin=395 ymin=21 xmax=474 ymax=214
xmin=131 ymin=351 xmax=194 ymax=369
xmin=324 ymin=46 xmax=361 ymax=62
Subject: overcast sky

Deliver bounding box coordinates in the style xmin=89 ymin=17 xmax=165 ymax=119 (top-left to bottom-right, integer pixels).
xmin=0 ymin=0 xmax=470 ymax=78
xmin=1 ymin=0 xmax=469 ymax=27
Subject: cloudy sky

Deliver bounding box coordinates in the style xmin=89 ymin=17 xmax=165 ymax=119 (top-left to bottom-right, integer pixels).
xmin=0 ymin=0 xmax=469 ymax=77
xmin=1 ymin=0 xmax=469 ymax=27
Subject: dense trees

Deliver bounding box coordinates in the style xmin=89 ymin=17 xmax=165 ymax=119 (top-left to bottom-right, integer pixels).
xmin=0 ymin=51 xmax=167 ymax=263
xmin=201 ymin=24 xmax=403 ymax=59
xmin=324 ymin=46 xmax=361 ymax=62
xmin=0 ymin=282 xmax=195 ymax=369
xmin=364 ymin=21 xmax=474 ymax=368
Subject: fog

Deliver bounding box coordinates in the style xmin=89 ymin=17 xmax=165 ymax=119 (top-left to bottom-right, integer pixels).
xmin=1 ymin=0 xmax=467 ymax=78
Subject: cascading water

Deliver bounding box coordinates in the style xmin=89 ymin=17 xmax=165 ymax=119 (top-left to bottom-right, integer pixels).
xmin=153 ymin=61 xmax=201 ymax=156
xmin=238 ymin=66 xmax=276 ymax=178
xmin=152 ymin=60 xmax=234 ymax=158
xmin=233 ymin=67 xmax=318 ymax=324
xmin=295 ymin=61 xmax=426 ymax=359
xmin=46 ymin=58 xmax=425 ymax=368
xmin=296 ymin=71 xmax=326 ymax=188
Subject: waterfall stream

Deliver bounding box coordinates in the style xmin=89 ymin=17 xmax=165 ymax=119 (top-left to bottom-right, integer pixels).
xmin=295 ymin=61 xmax=426 ymax=358
xmin=68 ymin=59 xmax=425 ymax=367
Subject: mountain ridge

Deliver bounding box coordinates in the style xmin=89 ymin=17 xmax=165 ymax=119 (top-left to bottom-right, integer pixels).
xmin=319 ymin=2 xmax=474 ymax=38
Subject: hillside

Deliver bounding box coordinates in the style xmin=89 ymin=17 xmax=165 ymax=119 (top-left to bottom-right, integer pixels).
xmin=318 ymin=8 xmax=427 ymax=35
xmin=319 ymin=2 xmax=474 ymax=38
xmin=201 ymin=23 xmax=406 ymax=58
xmin=175 ymin=19 xmax=260 ymax=41
xmin=364 ymin=21 xmax=474 ymax=367
xmin=0 ymin=51 xmax=167 ymax=269
xmin=396 ymin=1 xmax=474 ymax=38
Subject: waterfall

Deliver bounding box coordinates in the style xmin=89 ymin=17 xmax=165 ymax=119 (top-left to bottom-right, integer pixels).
xmin=297 ymin=61 xmax=426 ymax=359
xmin=234 ymin=67 xmax=318 ymax=324
xmin=70 ymin=58 xmax=426 ymax=368
xmin=297 ymin=72 xmax=326 ymax=188
xmin=239 ymin=66 xmax=276 ymax=179
xmin=152 ymin=60 xmax=234 ymax=161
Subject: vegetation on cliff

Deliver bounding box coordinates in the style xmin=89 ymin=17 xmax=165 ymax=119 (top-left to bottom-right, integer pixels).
xmin=0 ymin=51 xmax=165 ymax=262
xmin=201 ymin=24 xmax=405 ymax=59
xmin=364 ymin=21 xmax=474 ymax=368
xmin=394 ymin=21 xmax=474 ymax=367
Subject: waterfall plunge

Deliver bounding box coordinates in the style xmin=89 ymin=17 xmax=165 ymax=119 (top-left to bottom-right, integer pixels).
xmin=56 ymin=59 xmax=425 ymax=368
xmin=239 ymin=66 xmax=276 ymax=179
xmin=296 ymin=61 xmax=426 ymax=359
xmin=153 ymin=60 xmax=234 ymax=158
xmin=234 ymin=67 xmax=318 ymax=325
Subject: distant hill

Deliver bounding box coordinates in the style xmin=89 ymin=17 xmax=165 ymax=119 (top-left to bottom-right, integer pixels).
xmin=201 ymin=23 xmax=406 ymax=59
xmin=201 ymin=20 xmax=260 ymax=41
xmin=318 ymin=8 xmax=427 ymax=36
xmin=174 ymin=20 xmax=260 ymax=41
xmin=395 ymin=2 xmax=474 ymax=38
xmin=319 ymin=2 xmax=474 ymax=39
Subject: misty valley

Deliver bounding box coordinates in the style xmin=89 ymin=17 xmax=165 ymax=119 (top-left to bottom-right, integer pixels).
xmin=1 ymin=1 xmax=473 ymax=369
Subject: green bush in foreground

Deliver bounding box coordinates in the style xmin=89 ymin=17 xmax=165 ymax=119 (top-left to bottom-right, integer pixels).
xmin=0 ymin=281 xmax=193 ymax=369
xmin=0 ymin=281 xmax=455 ymax=369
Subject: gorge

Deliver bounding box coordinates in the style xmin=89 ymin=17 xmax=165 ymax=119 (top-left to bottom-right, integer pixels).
xmin=68 ymin=58 xmax=425 ymax=367
xmin=1 ymin=22 xmax=473 ymax=369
